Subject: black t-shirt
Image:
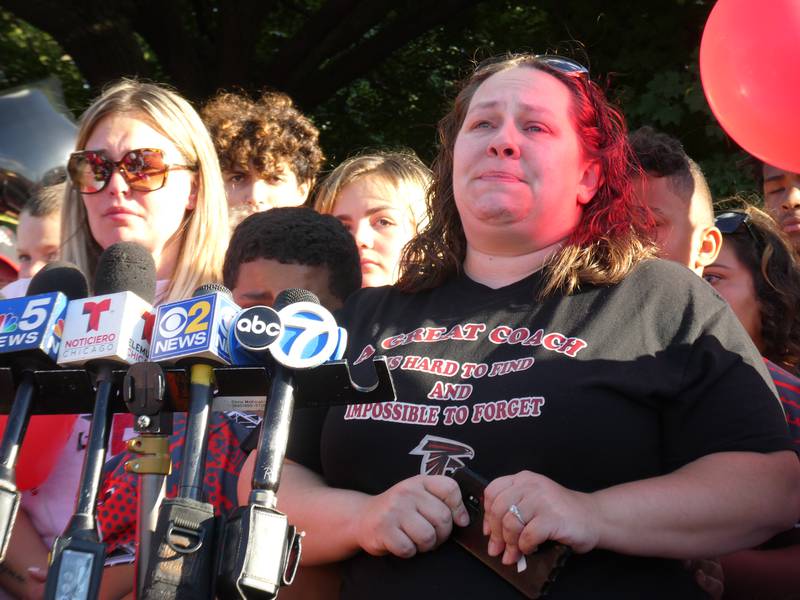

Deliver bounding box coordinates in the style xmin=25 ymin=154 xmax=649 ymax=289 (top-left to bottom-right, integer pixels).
xmin=287 ymin=259 xmax=792 ymax=600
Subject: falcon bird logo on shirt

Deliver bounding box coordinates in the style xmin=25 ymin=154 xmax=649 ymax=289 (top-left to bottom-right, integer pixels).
xmin=410 ymin=434 xmax=475 ymax=475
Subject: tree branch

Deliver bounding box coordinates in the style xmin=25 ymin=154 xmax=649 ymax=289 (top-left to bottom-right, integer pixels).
xmin=213 ymin=0 xmax=278 ymax=91
xmin=263 ymin=0 xmax=374 ymax=86
xmin=286 ymin=0 xmax=483 ymax=107
xmin=1 ymin=0 xmax=152 ymax=93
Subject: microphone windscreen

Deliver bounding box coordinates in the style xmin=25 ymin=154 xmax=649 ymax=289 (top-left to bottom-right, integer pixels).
xmin=94 ymin=242 xmax=156 ymax=302
xmin=274 ymin=288 xmax=319 ymax=311
xmin=27 ymin=261 xmax=89 ymax=300
xmin=193 ymin=283 xmax=232 ymax=298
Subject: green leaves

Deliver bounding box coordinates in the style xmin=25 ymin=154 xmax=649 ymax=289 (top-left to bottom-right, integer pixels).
xmin=0 ymin=0 xmax=760 ymax=199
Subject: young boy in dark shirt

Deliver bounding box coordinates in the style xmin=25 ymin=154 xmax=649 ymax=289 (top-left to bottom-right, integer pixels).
xmin=225 ymin=207 xmax=361 ymax=600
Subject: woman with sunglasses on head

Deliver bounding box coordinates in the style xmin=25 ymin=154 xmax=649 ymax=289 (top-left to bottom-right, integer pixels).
xmin=704 ymin=206 xmax=800 ymax=376
xmin=703 ymin=205 xmax=800 ymax=600
xmin=239 ymin=54 xmax=800 ymax=599
xmin=0 ymin=80 xmax=235 ymax=600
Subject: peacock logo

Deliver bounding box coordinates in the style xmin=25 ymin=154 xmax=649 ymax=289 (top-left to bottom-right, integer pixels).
xmin=0 ymin=313 xmax=19 ymax=334
xmin=53 ymin=318 xmax=65 ymax=338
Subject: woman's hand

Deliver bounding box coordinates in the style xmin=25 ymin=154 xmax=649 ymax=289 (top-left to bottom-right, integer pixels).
xmin=483 ymin=471 xmax=600 ymax=565
xmin=684 ymin=558 xmax=724 ymax=600
xmin=356 ymin=475 xmax=470 ymax=558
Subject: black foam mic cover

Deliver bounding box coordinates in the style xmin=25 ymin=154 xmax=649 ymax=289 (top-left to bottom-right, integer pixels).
xmin=273 ymin=288 xmax=318 ymax=311
xmin=192 ymin=282 xmax=232 ymax=298
xmin=93 ymin=242 xmax=156 ymax=302
xmin=27 ymin=261 xmax=89 ymax=300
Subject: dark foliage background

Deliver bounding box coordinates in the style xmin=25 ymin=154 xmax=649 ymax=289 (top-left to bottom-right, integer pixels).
xmin=0 ymin=0 xmax=759 ymax=199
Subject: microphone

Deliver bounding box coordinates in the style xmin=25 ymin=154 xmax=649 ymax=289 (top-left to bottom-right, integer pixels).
xmin=217 ymin=289 xmax=339 ymax=600
xmin=57 ymin=245 xmax=155 ymax=367
xmin=142 ymin=283 xmax=239 ymax=600
xmin=45 ymin=242 xmax=156 ymax=600
xmin=227 ymin=303 xmax=345 ymax=367
xmin=0 ymin=262 xmax=88 ymax=561
xmin=226 ymin=305 xmax=283 ymax=368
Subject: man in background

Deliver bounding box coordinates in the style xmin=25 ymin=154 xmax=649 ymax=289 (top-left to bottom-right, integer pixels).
xmin=761 ymin=162 xmax=800 ymax=254
xmin=202 ymin=91 xmax=324 ymax=228
xmin=630 ymin=126 xmax=721 ymax=274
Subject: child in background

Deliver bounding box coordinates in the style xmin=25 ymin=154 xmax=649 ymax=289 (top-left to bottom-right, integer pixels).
xmin=1 ymin=182 xmax=62 ymax=297
xmin=225 ymin=207 xmax=361 ymax=600
xmin=224 ymin=206 xmax=361 ymax=312
xmin=16 ymin=183 xmax=62 ymax=280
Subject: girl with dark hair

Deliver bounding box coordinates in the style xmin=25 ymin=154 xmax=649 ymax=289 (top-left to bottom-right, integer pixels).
xmin=704 ymin=205 xmax=800 ymax=373
xmin=241 ymin=54 xmax=799 ymax=599
xmin=703 ymin=204 xmax=800 ymax=599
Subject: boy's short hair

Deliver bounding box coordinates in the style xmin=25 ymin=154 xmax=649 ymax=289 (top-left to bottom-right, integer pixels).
xmin=629 ymin=126 xmax=713 ymax=217
xmin=23 ymin=182 xmax=64 ymax=218
xmin=223 ymin=207 xmax=361 ymax=303
xmin=201 ymin=91 xmax=324 ymax=187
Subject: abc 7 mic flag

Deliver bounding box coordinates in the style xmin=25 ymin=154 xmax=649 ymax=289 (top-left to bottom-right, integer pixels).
xmin=268 ymin=301 xmax=343 ymax=369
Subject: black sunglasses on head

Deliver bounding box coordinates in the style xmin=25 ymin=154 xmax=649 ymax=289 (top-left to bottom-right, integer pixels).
xmin=714 ymin=210 xmax=763 ymax=249
xmin=477 ymin=54 xmax=589 ymax=79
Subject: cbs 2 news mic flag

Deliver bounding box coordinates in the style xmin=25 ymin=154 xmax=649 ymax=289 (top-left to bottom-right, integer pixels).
xmin=150 ymin=291 xmax=239 ymax=364
xmin=142 ymin=290 xmax=238 ymax=600
xmin=57 ymin=292 xmax=153 ymax=366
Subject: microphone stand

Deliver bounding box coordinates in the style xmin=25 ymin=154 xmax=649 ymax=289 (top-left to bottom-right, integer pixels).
xmin=216 ymin=365 xmax=302 ymax=600
xmin=140 ymin=364 xmax=218 ymax=600
xmin=44 ymin=364 xmax=116 ymax=600
xmin=0 ymin=370 xmax=36 ymax=561
xmin=215 ymin=358 xmax=396 ymax=599
xmin=122 ymin=362 xmax=172 ymax=599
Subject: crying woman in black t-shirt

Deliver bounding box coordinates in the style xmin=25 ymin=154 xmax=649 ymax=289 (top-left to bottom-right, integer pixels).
xmin=239 ymin=53 xmax=800 ymax=600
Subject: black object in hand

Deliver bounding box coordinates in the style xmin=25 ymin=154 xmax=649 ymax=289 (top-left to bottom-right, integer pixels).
xmin=450 ymin=467 xmax=571 ymax=599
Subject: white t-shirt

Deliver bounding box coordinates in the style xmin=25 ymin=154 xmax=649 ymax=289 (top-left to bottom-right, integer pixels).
xmin=0 ymin=277 xmax=30 ymax=298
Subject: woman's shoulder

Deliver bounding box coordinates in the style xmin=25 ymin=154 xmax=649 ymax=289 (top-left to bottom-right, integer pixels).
xmin=341 ymin=284 xmax=421 ymax=314
xmin=581 ymin=258 xmax=736 ymax=345
xmin=613 ymin=258 xmax=728 ymax=308
xmin=625 ymin=257 xmax=708 ymax=285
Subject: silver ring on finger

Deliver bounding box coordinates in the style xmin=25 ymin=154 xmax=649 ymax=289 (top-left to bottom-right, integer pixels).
xmin=508 ymin=503 xmax=527 ymax=526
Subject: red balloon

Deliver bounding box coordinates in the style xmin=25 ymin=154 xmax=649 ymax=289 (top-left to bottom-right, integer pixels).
xmin=700 ymin=0 xmax=800 ymax=173
xmin=0 ymin=414 xmax=76 ymax=490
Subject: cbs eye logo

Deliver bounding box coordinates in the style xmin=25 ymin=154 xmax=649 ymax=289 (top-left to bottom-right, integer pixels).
xmin=157 ymin=300 xmax=211 ymax=339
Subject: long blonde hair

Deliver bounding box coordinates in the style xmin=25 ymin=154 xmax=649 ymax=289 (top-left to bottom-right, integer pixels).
xmin=313 ymin=150 xmax=431 ymax=232
xmin=62 ymin=79 xmax=228 ymax=302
